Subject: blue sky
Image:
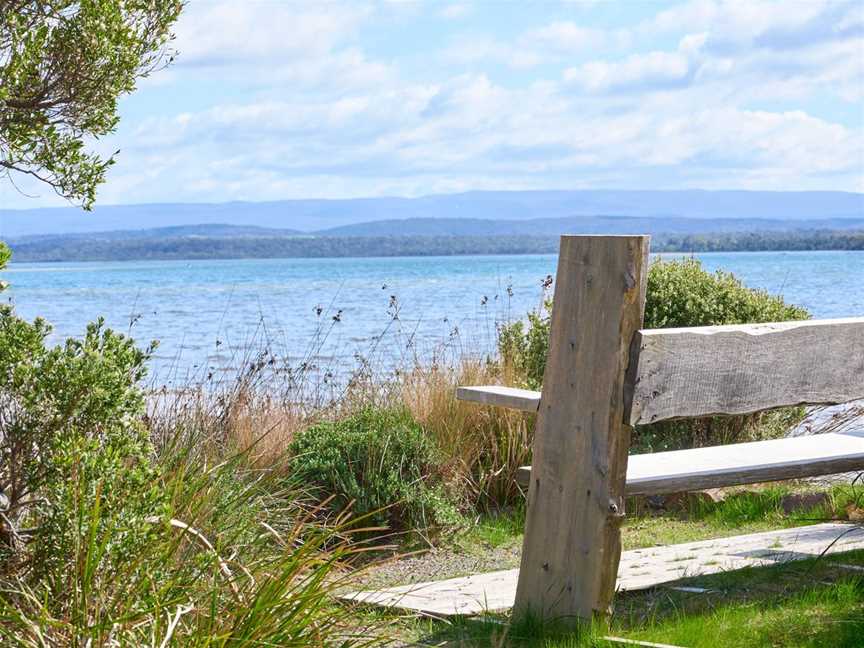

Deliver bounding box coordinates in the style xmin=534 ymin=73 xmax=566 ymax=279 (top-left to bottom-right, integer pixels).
xmin=3 ymin=0 xmax=863 ymax=209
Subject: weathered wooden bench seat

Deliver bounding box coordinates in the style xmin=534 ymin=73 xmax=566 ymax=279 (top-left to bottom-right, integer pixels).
xmin=457 ymin=385 xmax=864 ymax=494
xmin=512 ymin=429 xmax=864 ymax=494
xmin=456 ymin=385 xmax=541 ymax=411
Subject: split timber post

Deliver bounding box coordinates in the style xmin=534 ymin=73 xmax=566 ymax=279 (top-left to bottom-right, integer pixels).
xmin=513 ymin=235 xmax=650 ymax=624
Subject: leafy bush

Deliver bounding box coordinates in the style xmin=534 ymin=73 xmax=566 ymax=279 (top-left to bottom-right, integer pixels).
xmin=498 ymin=258 xmax=810 ymax=451
xmin=289 ymin=407 xmax=459 ymax=533
xmin=645 ymin=257 xmax=809 ymax=328
xmin=497 ymin=309 xmax=549 ymax=391
xmin=0 ymin=308 xmax=164 ymax=577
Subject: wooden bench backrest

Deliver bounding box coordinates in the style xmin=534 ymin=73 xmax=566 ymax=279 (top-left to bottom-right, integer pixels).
xmin=627 ymin=318 xmax=864 ymax=425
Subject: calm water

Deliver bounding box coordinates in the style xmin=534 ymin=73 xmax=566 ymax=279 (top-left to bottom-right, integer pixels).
xmin=3 ymin=251 xmax=863 ymax=385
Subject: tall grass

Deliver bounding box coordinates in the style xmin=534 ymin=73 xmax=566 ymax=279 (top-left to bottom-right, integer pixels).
xmin=147 ymin=323 xmax=535 ymax=518
xmin=401 ymin=360 xmax=533 ymax=511
xmin=0 ymin=424 xmax=387 ymax=647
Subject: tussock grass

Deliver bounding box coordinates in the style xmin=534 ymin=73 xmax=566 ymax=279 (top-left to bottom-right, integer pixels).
xmin=401 ymin=360 xmax=533 ymax=512
xmin=0 ymin=426 xmax=389 ymax=647
xmin=150 ymin=354 xmax=535 ymax=518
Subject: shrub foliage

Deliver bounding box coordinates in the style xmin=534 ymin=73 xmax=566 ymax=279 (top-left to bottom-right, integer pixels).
xmin=0 ymin=307 xmax=385 ymax=645
xmin=1 ymin=1 xmax=183 ymax=207
xmin=0 ymin=309 xmax=162 ymax=573
xmin=289 ymin=407 xmax=459 ymax=533
xmin=499 ymin=258 xmax=810 ymax=451
xmin=645 ymin=258 xmax=809 ymax=328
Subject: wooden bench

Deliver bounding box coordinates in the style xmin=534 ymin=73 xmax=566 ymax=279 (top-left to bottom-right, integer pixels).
xmin=456 ymin=235 xmax=864 ymax=625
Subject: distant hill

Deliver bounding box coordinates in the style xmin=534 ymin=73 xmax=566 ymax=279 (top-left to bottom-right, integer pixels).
xmin=1 ymin=189 xmax=862 ymax=238
xmin=317 ymin=215 xmax=864 ymax=237
xmin=12 ymin=223 xmax=302 ymax=243
xmin=11 ymin=215 xmax=864 ymax=247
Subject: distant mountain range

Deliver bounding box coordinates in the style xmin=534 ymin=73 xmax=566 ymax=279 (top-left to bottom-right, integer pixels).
xmin=10 ymin=224 xmax=304 ymax=243
xmin=8 ymin=215 xmax=864 ymax=245
xmin=2 ymin=189 xmax=863 ymax=238
xmin=2 ymin=190 xmax=861 ymax=262
xmin=315 ymin=215 xmax=864 ymax=237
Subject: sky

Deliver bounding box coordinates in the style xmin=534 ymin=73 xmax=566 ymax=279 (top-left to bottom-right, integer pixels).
xmin=2 ymin=0 xmax=863 ymax=209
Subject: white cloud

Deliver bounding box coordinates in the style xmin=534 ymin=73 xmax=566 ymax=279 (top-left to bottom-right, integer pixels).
xmin=522 ymin=21 xmax=612 ymax=51
xmin=564 ymin=50 xmax=692 ymax=93
xmin=446 ymin=19 xmax=631 ymax=70
xmin=85 ymin=61 xmax=861 ymax=206
xmin=561 ymin=0 xmax=863 ymax=103
xmin=440 ymin=4 xmax=471 ymax=20
xmin=443 ymin=35 xmax=545 ymax=70
xmin=174 ymin=2 xmax=369 ymax=65
xmin=645 ymin=0 xmax=860 ymax=53
xmin=167 ymin=1 xmax=395 ymax=89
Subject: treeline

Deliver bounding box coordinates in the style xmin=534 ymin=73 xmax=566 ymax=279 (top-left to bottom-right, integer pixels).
xmin=651 ymin=230 xmax=864 ymax=252
xmin=8 ymin=230 xmax=864 ymax=262
xmin=9 ymin=235 xmax=557 ymax=261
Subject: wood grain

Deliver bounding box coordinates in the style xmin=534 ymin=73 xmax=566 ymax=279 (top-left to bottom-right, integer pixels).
xmin=513 ymin=235 xmax=649 ymax=624
xmin=627 ymin=318 xmax=864 ymax=426
xmin=455 ymin=385 xmax=541 ymax=412
xmin=516 ymin=429 xmax=864 ymax=494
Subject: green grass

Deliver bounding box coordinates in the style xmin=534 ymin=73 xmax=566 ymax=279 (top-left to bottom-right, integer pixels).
xmin=462 ymin=504 xmax=527 ymax=550
xmin=638 ymin=579 xmax=864 ymax=647
xmin=452 ymin=482 xmax=863 ymax=556
xmin=621 ymin=567 xmax=864 ymax=648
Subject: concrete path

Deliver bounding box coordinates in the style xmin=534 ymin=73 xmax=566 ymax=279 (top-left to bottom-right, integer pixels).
xmin=341 ymin=523 xmax=864 ymax=617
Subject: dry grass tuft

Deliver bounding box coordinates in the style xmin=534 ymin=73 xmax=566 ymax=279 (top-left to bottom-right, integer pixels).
xmin=400 ymin=360 xmax=533 ymax=511
xmin=147 ymin=378 xmax=319 ymax=467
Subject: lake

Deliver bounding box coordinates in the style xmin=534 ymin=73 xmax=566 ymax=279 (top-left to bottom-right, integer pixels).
xmin=3 ymin=251 xmax=863 ymax=387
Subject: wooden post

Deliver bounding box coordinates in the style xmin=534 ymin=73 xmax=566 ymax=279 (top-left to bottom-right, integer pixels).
xmin=513 ymin=235 xmax=649 ymax=624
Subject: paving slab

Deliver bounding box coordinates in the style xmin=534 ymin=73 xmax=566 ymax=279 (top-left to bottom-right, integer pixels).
xmin=341 ymin=523 xmax=864 ymax=617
